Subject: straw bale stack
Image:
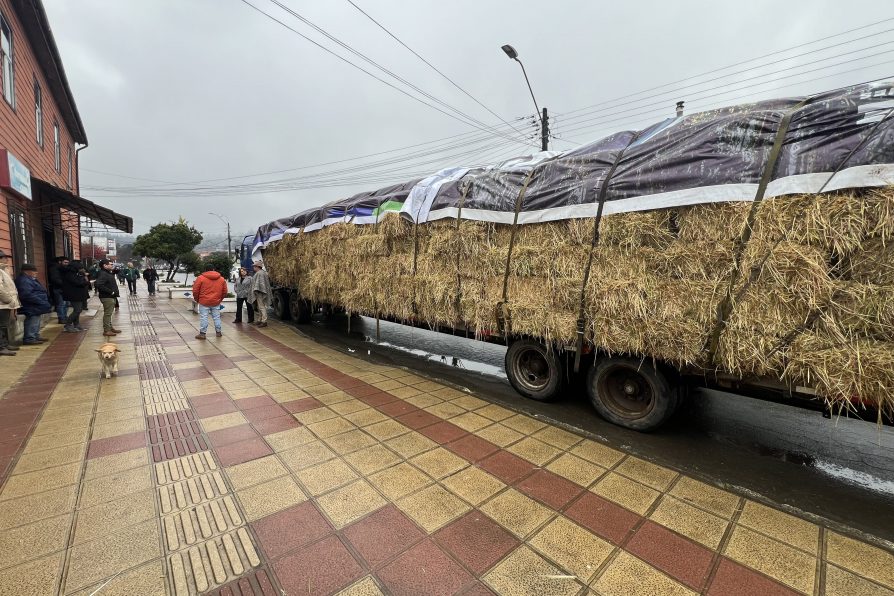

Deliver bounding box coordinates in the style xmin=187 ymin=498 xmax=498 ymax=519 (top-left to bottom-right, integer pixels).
xmin=262 ymin=188 xmax=894 ymax=417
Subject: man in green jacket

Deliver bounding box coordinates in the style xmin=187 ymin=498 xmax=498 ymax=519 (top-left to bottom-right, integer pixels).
xmin=123 ymin=262 xmax=140 ymax=295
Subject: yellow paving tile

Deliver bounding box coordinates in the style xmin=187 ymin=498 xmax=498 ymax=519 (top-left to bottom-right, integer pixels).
xmin=225 ymin=456 xmax=288 ymax=490
xmin=440 ymin=466 xmax=506 ymax=507
xmin=278 ymin=440 xmax=337 ymax=472
xmin=569 ymin=439 xmax=625 ymax=468
xmin=307 ymin=417 xmax=357 ymax=439
xmin=297 ymin=459 xmax=359 ymax=496
xmin=615 ymin=456 xmax=679 ymax=492
xmin=314 ymin=390 xmax=353 ymax=405
xmin=384 ymin=430 xmax=436 ymax=457
xmin=546 ymin=453 xmax=606 ymax=488
xmin=826 ymin=532 xmax=894 ymax=589
xmin=21 ymin=428 xmax=89 ymax=454
xmin=74 ymin=489 xmax=158 ymax=544
xmin=80 ymin=465 xmax=153 ymax=507
xmin=370 ymin=462 xmax=432 ymax=501
xmin=91 ymin=417 xmax=145 ymax=440
xmin=410 ymin=448 xmax=468 ymax=480
xmin=0 ymin=483 xmax=78 ymax=530
xmin=592 ymin=472 xmax=659 ymax=515
xmin=476 ymin=423 xmax=525 ymax=447
xmin=724 ymin=525 xmax=816 ymax=594
xmin=475 ymin=403 xmax=515 ymax=422
xmin=388 ymin=385 xmax=424 ymax=399
xmin=365 ymin=419 xmax=411 ymax=441
xmin=450 ymin=395 xmax=489 ymax=410
xmin=593 ymin=551 xmax=696 ymax=596
xmin=11 ymin=443 xmax=86 ymax=474
xmin=500 ymin=413 xmax=547 ymax=435
xmin=404 ymin=393 xmax=443 ymax=409
xmin=236 ymin=476 xmax=307 ymax=521
xmin=424 ymin=401 xmax=467 ymax=420
xmin=0 ymin=513 xmax=72 ymax=570
xmin=317 ymin=480 xmax=388 ymax=529
xmin=305 ymin=382 xmax=339 ymax=396
xmin=200 ymin=412 xmax=247 ymax=433
xmin=532 ymin=426 xmax=583 ymax=450
xmin=480 ymin=489 xmax=554 ymax=539
xmin=294 ymin=406 xmax=339 ymax=425
xmin=67 ymin=558 xmax=167 ymax=596
xmin=343 ymin=407 xmax=389 ymax=428
xmin=484 ymin=545 xmax=582 ymax=596
xmin=670 ymin=476 xmax=741 ymax=519
xmin=825 ymin=564 xmax=894 ymax=596
xmin=344 ymin=444 xmax=402 ymax=475
xmin=649 ymin=495 xmax=729 ymax=550
xmin=324 ymin=429 xmax=378 ymax=455
xmin=737 ymin=500 xmax=819 ymax=554
xmin=329 ymin=399 xmax=370 ymax=416
xmin=450 ymin=412 xmax=492 ymax=433
xmin=336 ymin=576 xmax=385 ymax=596
xmin=93 ymin=406 xmax=145 ymax=425
xmin=0 ymin=552 xmax=63 ymax=596
xmin=33 ymin=416 xmax=91 ymax=436
xmin=65 ymin=519 xmax=161 ymax=593
xmin=529 ymin=516 xmax=614 ymax=583
xmin=265 ymin=427 xmax=314 ymax=452
xmin=396 ymin=484 xmax=469 ymax=533
xmin=507 ymin=437 xmax=563 ymax=466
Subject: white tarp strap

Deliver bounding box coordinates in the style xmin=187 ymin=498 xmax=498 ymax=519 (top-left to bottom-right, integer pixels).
xmin=400 ymin=166 xmax=470 ymax=223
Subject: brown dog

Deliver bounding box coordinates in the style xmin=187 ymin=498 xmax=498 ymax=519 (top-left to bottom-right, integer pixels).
xmin=96 ymin=343 xmax=120 ymax=379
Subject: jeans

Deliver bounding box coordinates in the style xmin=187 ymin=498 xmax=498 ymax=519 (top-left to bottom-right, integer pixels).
xmin=66 ymin=300 xmax=85 ymax=327
xmin=254 ymin=292 xmax=269 ymax=323
xmin=127 ymin=278 xmax=137 ymax=294
xmin=147 ymin=280 xmax=156 ymax=295
xmin=235 ymin=297 xmax=254 ymax=322
xmin=100 ymin=297 xmax=116 ymax=331
xmin=53 ymin=288 xmax=68 ymax=322
xmin=23 ymin=315 xmax=41 ymax=342
xmin=198 ymin=304 xmax=222 ymax=334
xmin=0 ymin=309 xmax=11 ymax=348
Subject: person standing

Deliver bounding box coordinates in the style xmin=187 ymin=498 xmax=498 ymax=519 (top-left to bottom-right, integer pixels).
xmin=61 ymin=260 xmax=90 ymax=332
xmin=14 ymin=264 xmax=53 ymax=345
xmin=123 ymin=262 xmax=139 ymax=295
xmin=48 ymin=256 xmax=70 ymax=324
xmin=0 ymin=250 xmax=20 ymax=356
xmin=94 ymin=259 xmax=121 ymax=337
xmin=251 ymin=261 xmax=271 ymax=328
xmin=192 ymin=264 xmax=227 ymax=340
xmin=142 ymin=265 xmax=159 ymax=296
xmin=115 ymin=265 xmax=125 ymax=286
xmin=233 ymin=267 xmax=254 ymax=324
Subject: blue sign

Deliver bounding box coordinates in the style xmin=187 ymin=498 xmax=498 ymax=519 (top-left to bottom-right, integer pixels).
xmin=6 ymin=151 xmax=31 ymax=200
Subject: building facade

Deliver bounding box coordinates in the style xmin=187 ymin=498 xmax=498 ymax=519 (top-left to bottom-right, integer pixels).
xmin=0 ymin=0 xmax=129 ymax=285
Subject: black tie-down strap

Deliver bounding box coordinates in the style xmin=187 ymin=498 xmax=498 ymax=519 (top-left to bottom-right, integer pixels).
xmin=453 ymin=181 xmax=472 ymax=329
xmin=496 ymin=168 xmax=538 ymax=339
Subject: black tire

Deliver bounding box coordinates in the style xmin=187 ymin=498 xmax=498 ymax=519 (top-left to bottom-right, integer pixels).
xmin=587 ymin=357 xmax=678 ymax=432
xmin=289 ymin=292 xmax=311 ymax=324
xmin=271 ymin=290 xmax=289 ymax=321
xmin=505 ymin=339 xmax=564 ymax=402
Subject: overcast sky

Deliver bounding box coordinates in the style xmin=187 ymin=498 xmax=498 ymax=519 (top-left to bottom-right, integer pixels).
xmin=41 ymin=0 xmax=894 ymax=242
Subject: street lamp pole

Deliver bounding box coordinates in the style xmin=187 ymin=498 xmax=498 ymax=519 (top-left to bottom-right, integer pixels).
xmin=209 ymin=212 xmax=232 ymax=258
xmin=501 ymin=44 xmax=549 ymax=151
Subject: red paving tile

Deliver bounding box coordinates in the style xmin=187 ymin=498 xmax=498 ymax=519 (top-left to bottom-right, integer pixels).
xmin=348 ymin=384 xmax=387 ymax=399
xmin=377 ymin=539 xmax=475 ymax=596
xmin=282 ymin=397 xmax=324 ymax=414
xmin=207 ymin=424 xmax=260 ymax=448
xmin=343 ymin=505 xmax=425 ymax=569
xmin=418 ymin=421 xmax=468 ymax=445
xmin=477 ymin=450 xmax=536 ymax=485
xmin=564 ymin=492 xmax=641 ymax=545
xmin=189 ymin=392 xmax=231 ymax=408
xmin=87 ymin=431 xmax=147 ymax=460
xmin=242 ymin=404 xmax=289 ymax=423
xmin=458 ymin=582 xmax=497 ymax=595
xmin=175 ymin=368 xmax=212 ymax=382
xmin=215 ymin=437 xmax=273 ymax=466
xmin=234 ymin=395 xmax=277 ymax=411
xmin=707 ymin=558 xmax=802 ymax=596
xmin=515 ymin=469 xmax=583 ymax=510
xmin=211 ymin=568 xmax=278 ymax=596
xmin=356 ymin=391 xmax=399 ymax=407
xmin=166 ymin=353 xmax=199 ymax=363
xmin=434 ymin=511 xmax=520 ymax=576
xmin=627 ymin=521 xmax=714 ymax=591
xmin=252 ymin=415 xmax=302 ymax=435
xmin=194 ymin=400 xmax=239 ymax=419
xmin=445 ymin=435 xmax=499 ymax=463
xmin=273 ymin=536 xmax=363 ymax=596
xmin=0 ymin=439 xmax=23 ymax=458
xmin=229 ymin=354 xmax=257 ymax=363
xmin=330 ymin=376 xmax=368 ymax=390
xmin=253 ymin=501 xmax=333 ymax=559
xmin=395 ymin=409 xmax=442 ymax=430
xmin=377 ymin=401 xmax=420 ymax=418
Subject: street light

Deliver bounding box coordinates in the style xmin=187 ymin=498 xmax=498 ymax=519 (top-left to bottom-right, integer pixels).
xmin=501 ymin=44 xmax=548 ymax=151
xmin=208 ymin=212 xmax=232 ymax=258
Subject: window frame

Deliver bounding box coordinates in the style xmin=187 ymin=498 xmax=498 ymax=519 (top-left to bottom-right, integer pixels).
xmin=34 ymin=76 xmax=42 ymax=147
xmin=53 ymin=120 xmax=60 ymax=172
xmin=8 ymin=206 xmax=32 ymax=273
xmin=0 ymin=12 xmax=14 ymax=108
xmin=67 ymin=144 xmax=73 ymax=189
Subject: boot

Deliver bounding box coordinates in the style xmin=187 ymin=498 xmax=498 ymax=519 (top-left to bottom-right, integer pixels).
xmin=103 ymin=330 xmax=116 ymax=337
xmin=0 ymin=348 xmax=15 ymax=356
xmin=258 ymin=322 xmax=268 ymax=328
xmin=195 ymin=333 xmax=206 ymax=340
xmin=215 ymin=331 xmax=222 ymax=337
xmin=110 ymin=328 xmax=122 ymax=334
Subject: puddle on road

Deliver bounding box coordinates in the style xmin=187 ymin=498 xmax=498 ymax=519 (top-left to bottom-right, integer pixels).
xmin=814 ymin=460 xmax=894 ymax=495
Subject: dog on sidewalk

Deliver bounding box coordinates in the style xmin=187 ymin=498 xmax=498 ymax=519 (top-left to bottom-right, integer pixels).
xmin=96 ymin=342 xmax=120 ymax=379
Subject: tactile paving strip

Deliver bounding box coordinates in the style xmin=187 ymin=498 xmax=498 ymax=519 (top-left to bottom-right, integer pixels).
xmin=169 ymin=528 xmax=261 ymax=595
xmin=149 ymin=411 xmax=208 ymax=461
xmin=207 ymin=569 xmax=278 ymax=596
xmin=142 ymin=378 xmax=189 ymax=415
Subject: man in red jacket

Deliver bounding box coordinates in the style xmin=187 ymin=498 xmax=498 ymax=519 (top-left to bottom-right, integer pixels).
xmin=192 ymin=264 xmax=228 ymax=340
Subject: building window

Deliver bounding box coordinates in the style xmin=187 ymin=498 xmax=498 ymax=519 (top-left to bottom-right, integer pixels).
xmin=63 ymin=232 xmax=73 ymax=258
xmin=53 ymin=121 xmax=60 ymax=172
xmin=67 ymin=144 xmax=73 ymax=189
xmin=34 ymin=78 xmax=42 ymax=146
xmin=0 ymin=14 xmax=13 ymax=107
xmin=8 ymin=207 xmax=31 ymax=272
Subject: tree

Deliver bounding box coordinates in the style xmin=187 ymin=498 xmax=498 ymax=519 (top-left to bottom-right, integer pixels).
xmin=202 ymin=252 xmax=235 ymax=278
xmin=132 ymin=218 xmax=203 ymax=281
xmin=178 ymin=251 xmax=202 ymax=284
xmin=116 ymin=243 xmax=135 ymax=263
xmin=79 ymin=238 xmax=106 ymax=263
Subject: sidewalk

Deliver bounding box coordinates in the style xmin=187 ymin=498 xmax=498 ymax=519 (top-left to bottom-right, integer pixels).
xmin=0 ymin=293 xmax=892 ymax=595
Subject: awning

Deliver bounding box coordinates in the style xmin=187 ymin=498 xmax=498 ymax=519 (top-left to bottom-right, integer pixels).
xmin=31 ymin=178 xmax=133 ymax=233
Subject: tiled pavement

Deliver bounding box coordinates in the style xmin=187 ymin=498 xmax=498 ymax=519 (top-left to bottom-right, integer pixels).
xmin=0 ymin=295 xmax=893 ymax=595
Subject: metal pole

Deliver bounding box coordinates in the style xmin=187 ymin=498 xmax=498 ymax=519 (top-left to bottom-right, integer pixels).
xmin=541 ymin=107 xmax=549 ymax=152
xmin=227 ymin=222 xmax=232 ymax=259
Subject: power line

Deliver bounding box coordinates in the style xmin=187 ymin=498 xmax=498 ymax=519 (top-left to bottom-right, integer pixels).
xmin=344 ymin=0 xmax=527 ymax=139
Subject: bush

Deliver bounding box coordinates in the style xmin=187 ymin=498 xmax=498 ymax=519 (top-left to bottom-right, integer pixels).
xmin=202 ymin=252 xmax=235 ymax=275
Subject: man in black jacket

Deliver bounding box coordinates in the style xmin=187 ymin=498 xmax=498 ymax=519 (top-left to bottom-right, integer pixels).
xmin=48 ymin=256 xmax=69 ymax=324
xmin=94 ymin=259 xmax=121 ymax=337
xmin=61 ymin=261 xmax=90 ymax=332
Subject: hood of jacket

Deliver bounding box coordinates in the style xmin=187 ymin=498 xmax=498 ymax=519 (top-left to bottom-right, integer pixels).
xmin=201 ymin=271 xmax=223 ymax=281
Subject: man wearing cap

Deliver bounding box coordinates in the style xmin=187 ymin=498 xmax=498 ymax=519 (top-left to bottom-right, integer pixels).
xmin=14 ymin=264 xmax=53 ymax=345
xmin=250 ymin=261 xmax=271 ymax=328
xmin=0 ymin=250 xmax=21 ymax=355
xmin=94 ymin=259 xmax=121 ymax=337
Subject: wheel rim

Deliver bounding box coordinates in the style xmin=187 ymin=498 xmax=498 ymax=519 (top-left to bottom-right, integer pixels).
xmin=510 ymin=346 xmax=552 ymax=392
xmin=596 ymin=364 xmax=655 ymax=419
xmin=289 ymin=295 xmax=301 ymax=318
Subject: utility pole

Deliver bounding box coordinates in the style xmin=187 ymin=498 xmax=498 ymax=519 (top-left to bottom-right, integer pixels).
xmin=501 ymin=44 xmax=548 ymax=152
xmin=541 ymin=107 xmax=549 ymax=151
xmin=226 ymin=221 xmax=232 ymax=258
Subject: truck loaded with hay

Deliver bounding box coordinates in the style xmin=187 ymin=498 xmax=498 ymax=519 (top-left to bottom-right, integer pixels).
xmin=253 ymin=81 xmax=894 ymax=431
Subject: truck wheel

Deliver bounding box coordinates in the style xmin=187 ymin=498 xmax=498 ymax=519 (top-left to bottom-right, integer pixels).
xmin=505 ymin=339 xmax=563 ymax=402
xmin=289 ymin=292 xmax=311 ymax=324
xmin=271 ymin=291 xmax=289 ymax=321
xmin=587 ymin=357 xmax=677 ymax=432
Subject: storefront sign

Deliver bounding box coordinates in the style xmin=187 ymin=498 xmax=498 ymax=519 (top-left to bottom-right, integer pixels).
xmin=0 ymin=148 xmax=32 ymax=200
xmin=106 ymin=238 xmax=117 ymax=256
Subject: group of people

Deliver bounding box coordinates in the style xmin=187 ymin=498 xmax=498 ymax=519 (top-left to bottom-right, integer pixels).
xmin=192 ymin=261 xmax=269 ymax=339
xmin=110 ymin=262 xmax=159 ymax=296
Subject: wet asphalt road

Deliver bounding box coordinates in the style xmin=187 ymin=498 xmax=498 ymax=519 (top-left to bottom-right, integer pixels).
xmin=281 ymin=313 xmax=894 ymax=546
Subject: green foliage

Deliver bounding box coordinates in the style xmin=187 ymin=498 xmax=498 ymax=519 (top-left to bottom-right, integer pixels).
xmin=178 ymin=251 xmax=202 ymax=277
xmin=202 ymin=251 xmax=235 ymax=276
xmin=133 ymin=219 xmax=203 ymax=281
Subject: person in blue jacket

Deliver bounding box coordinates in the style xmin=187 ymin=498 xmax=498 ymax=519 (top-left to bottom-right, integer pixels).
xmin=14 ymin=263 xmax=53 ymax=345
